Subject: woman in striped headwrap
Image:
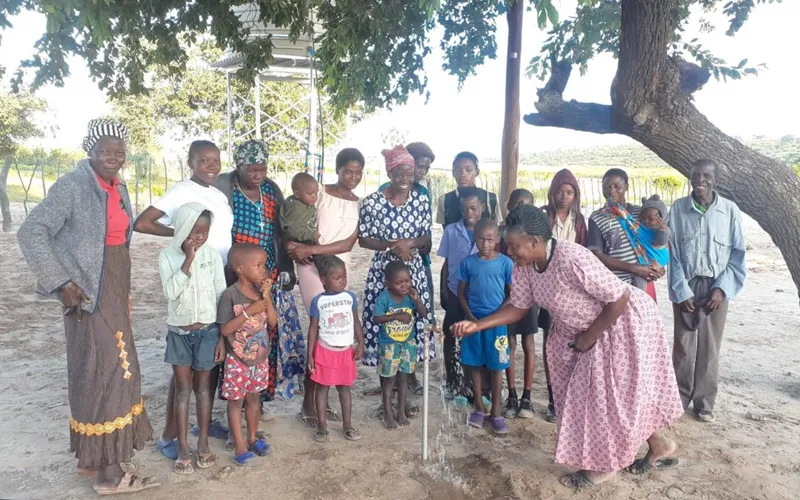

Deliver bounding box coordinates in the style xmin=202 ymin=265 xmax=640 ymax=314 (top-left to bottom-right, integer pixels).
xmin=18 ymin=119 xmax=159 ymax=495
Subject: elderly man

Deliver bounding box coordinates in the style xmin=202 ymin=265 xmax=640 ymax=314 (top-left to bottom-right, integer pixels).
xmin=668 ymin=159 xmax=746 ymax=423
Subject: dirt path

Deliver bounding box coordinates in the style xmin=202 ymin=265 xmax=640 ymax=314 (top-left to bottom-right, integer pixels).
xmin=1 ymin=202 xmax=799 ymax=500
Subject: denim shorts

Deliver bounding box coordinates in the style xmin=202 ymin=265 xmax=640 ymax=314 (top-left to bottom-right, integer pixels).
xmin=164 ymin=324 xmax=220 ymax=371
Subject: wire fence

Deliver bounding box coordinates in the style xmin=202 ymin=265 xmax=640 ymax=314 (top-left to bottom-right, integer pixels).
xmin=6 ymin=157 xmax=692 ymax=220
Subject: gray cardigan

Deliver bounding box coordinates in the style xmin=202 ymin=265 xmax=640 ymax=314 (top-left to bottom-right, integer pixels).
xmin=17 ymin=159 xmax=133 ymax=312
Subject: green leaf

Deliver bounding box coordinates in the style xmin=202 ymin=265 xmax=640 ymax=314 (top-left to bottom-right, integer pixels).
xmin=537 ymin=7 xmax=548 ymax=29
xmin=545 ymin=2 xmax=559 ymax=25
xmin=737 ymin=58 xmax=748 ymax=68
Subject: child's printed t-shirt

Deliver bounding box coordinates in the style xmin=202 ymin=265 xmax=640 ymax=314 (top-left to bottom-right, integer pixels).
xmin=217 ymin=284 xmax=270 ymax=366
xmin=374 ymin=289 xmax=416 ymax=344
xmin=310 ymin=291 xmax=358 ymax=348
xmin=457 ymin=254 xmax=514 ymax=317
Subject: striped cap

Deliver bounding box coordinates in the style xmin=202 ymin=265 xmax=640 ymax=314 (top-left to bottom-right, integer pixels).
xmin=82 ymin=119 xmax=130 ymax=152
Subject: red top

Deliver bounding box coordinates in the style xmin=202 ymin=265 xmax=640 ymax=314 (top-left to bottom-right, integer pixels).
xmin=95 ymin=173 xmax=129 ymax=246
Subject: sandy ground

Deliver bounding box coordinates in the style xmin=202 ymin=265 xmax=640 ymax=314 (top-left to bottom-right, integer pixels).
xmin=1 ymin=201 xmax=800 ymax=500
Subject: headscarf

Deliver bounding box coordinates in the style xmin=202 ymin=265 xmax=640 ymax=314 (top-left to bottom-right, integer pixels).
xmin=82 ymin=119 xmax=129 ymax=153
xmin=406 ymin=142 xmax=435 ymax=162
xmin=234 ymin=139 xmax=269 ymax=169
xmin=544 ymin=168 xmax=587 ymax=246
xmin=381 ymin=145 xmax=415 ymax=173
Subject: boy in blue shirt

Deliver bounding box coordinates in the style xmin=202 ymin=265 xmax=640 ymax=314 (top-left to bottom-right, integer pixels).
xmin=437 ymin=187 xmax=483 ymax=397
xmin=373 ymin=261 xmax=428 ymax=430
xmin=456 ymin=218 xmax=513 ymax=435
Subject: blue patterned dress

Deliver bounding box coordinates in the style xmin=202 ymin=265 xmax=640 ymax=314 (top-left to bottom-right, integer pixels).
xmin=359 ymin=189 xmax=435 ymax=366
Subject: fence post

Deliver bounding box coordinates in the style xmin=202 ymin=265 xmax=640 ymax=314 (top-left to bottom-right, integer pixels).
xmin=148 ymin=158 xmax=153 ymax=206
xmin=163 ymin=158 xmax=169 ymax=193
xmin=134 ymin=159 xmax=140 ymax=216
xmin=41 ymin=160 xmax=47 ymax=197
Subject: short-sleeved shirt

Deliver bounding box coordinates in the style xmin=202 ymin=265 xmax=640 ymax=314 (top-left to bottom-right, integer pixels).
xmin=374 ymin=289 xmax=417 ymax=344
xmin=154 ymin=179 xmax=235 ymax=263
xmin=457 ymin=254 xmax=514 ymax=316
xmin=587 ymin=204 xmax=642 ymax=284
xmin=437 ymin=219 xmax=477 ymax=295
xmin=310 ymin=291 xmax=358 ymax=348
xmin=217 ymin=284 xmax=269 ymax=366
xmin=96 ymin=173 xmax=129 ymax=246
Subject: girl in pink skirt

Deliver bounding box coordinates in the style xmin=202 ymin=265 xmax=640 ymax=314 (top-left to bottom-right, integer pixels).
xmin=306 ymin=255 xmax=365 ymax=443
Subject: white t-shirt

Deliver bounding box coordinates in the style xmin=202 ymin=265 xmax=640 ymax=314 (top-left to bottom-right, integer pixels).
xmin=153 ymin=180 xmax=234 ymax=263
xmin=309 ymin=291 xmax=358 ymax=348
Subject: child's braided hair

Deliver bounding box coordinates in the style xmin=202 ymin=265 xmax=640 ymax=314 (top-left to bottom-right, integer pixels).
xmin=505 ymin=204 xmax=552 ymax=240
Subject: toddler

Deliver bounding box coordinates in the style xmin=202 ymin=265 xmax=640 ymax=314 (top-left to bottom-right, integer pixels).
xmin=158 ymin=202 xmax=226 ymax=474
xmin=307 ymin=255 xmax=364 ymax=442
xmin=217 ymin=243 xmax=278 ymax=466
xmin=632 ymin=195 xmax=670 ymax=295
xmin=457 ymin=218 xmax=514 ymax=435
xmin=373 ymin=261 xmax=428 ymax=429
xmin=280 ymin=172 xmax=320 ymax=245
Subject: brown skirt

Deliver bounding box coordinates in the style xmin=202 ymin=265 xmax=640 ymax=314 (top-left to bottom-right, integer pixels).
xmin=64 ymin=245 xmax=152 ymax=468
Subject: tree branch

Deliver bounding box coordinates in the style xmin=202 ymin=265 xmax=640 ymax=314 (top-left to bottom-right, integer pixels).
xmin=524 ymin=57 xmax=615 ymax=134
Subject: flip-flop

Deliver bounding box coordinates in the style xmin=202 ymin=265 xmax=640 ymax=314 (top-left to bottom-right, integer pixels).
xmin=196 ymin=452 xmax=217 ymax=469
xmin=468 ymin=411 xmax=485 ymax=429
xmin=326 ymin=407 xmax=342 ymax=422
xmin=249 ymin=438 xmax=271 ymax=457
xmin=191 ymin=419 xmax=229 ymax=440
xmin=232 ymin=451 xmax=257 ymax=467
xmin=314 ymin=429 xmax=330 ymax=443
xmin=344 ymin=428 xmax=362 ymax=441
xmin=559 ymin=471 xmax=597 ymax=490
xmin=156 ymin=438 xmax=179 ymax=460
xmin=296 ymin=411 xmax=318 ymax=428
xmin=173 ymin=458 xmax=194 ymax=475
xmin=625 ymin=457 xmax=680 ymax=475
xmin=488 ymin=416 xmax=509 ymax=435
xmin=93 ymin=473 xmax=159 ymax=496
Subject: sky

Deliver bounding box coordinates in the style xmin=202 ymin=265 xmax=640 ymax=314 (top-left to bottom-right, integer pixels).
xmin=2 ymin=2 xmax=799 ymax=164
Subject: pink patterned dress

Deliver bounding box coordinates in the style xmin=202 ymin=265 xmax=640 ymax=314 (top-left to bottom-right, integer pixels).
xmin=510 ymin=240 xmax=683 ymax=472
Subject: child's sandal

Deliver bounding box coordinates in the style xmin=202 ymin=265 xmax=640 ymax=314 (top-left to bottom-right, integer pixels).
xmin=344 ymin=428 xmax=362 ymax=441
xmin=196 ymin=452 xmax=217 ymax=469
xmin=249 ymin=438 xmax=271 ymax=457
xmin=232 ymin=451 xmax=256 ymax=467
xmin=314 ymin=429 xmax=330 ymax=443
xmin=173 ymin=458 xmax=194 ymax=475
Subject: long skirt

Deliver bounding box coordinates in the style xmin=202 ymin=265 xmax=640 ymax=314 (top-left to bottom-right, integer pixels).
xmin=65 ymin=245 xmax=152 ymax=468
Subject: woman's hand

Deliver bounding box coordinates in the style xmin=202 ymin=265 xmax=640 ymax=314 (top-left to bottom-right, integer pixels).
xmin=631 ymin=264 xmax=655 ymax=280
xmin=282 ymin=271 xmax=297 ymax=291
xmin=570 ymin=331 xmax=598 ymax=352
xmin=61 ymin=282 xmax=89 ymax=317
xmin=286 ymin=241 xmax=314 ymax=264
xmin=390 ymin=239 xmax=415 ymax=261
xmin=450 ymin=320 xmax=479 ymax=338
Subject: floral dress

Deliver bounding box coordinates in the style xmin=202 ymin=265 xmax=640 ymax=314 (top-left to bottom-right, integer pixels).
xmin=510 ymin=240 xmax=683 ymax=472
xmin=231 ymin=180 xmax=280 ymax=401
xmin=359 ymin=189 xmax=435 ymax=366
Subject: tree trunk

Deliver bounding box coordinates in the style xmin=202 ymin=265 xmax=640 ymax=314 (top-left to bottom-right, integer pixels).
xmin=524 ymin=0 xmax=800 ymax=301
xmin=500 ymin=0 xmax=523 ymax=214
xmin=0 ymin=155 xmax=13 ymax=232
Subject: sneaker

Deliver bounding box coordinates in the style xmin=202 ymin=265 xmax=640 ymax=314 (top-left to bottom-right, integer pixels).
xmin=503 ymin=397 xmax=519 ymax=419
xmin=517 ymin=398 xmax=535 ymax=419
xmin=545 ymin=403 xmax=557 ymax=423
xmin=696 ymin=410 xmax=715 ymax=423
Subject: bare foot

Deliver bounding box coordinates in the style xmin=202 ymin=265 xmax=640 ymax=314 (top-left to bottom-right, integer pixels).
xmin=646 ymin=435 xmax=678 ymax=464
xmin=397 ymin=412 xmax=410 ymax=426
xmin=383 ymin=411 xmax=398 ymax=430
